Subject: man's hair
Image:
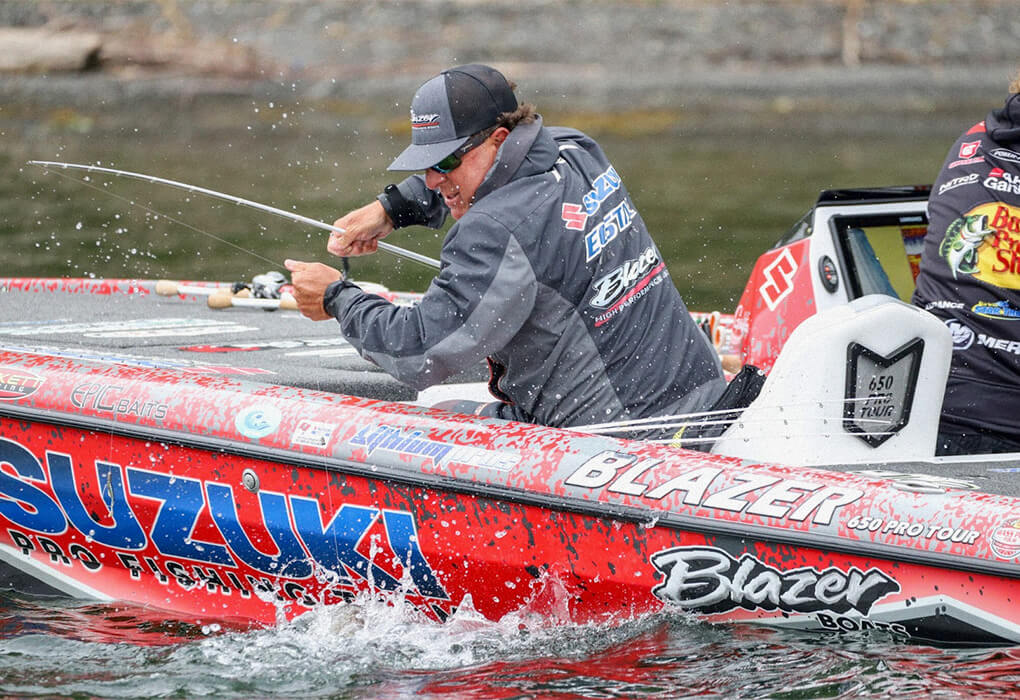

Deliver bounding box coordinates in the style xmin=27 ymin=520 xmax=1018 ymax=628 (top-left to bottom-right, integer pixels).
xmin=1012 ymin=68 xmax=1020 ymax=94
xmin=496 ymin=102 xmax=538 ymax=131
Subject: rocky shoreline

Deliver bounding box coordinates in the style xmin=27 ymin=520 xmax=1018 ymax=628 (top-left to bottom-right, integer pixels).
xmin=0 ymin=0 xmax=1017 ymax=111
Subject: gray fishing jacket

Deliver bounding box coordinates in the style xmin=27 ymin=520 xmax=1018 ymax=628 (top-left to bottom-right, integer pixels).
xmin=324 ymin=117 xmax=725 ymax=427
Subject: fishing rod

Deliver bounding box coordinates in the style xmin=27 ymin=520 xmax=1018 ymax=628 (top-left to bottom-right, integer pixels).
xmin=28 ymin=160 xmax=441 ymax=271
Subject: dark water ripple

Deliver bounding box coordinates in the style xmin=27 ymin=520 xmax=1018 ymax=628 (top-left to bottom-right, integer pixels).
xmin=1 ymin=592 xmax=1018 ymax=699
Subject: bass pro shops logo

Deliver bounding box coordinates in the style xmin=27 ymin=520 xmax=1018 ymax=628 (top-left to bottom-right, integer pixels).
xmin=940 ymin=203 xmax=1020 ymax=288
xmin=650 ymin=546 xmax=900 ymax=616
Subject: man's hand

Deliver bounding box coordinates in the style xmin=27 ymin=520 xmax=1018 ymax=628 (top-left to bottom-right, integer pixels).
xmin=328 ymin=200 xmax=395 ymax=257
xmin=284 ymin=259 xmax=342 ymax=321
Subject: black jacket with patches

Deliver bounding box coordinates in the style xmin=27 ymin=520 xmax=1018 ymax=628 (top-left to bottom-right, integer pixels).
xmin=325 ymin=117 xmax=725 ymax=428
xmin=912 ymin=92 xmax=1020 ymax=439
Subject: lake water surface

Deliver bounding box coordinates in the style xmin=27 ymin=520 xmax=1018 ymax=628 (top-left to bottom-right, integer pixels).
xmin=2 ymin=95 xmax=1017 ymax=698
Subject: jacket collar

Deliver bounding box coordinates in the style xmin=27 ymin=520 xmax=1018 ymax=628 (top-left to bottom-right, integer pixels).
xmin=472 ymin=116 xmax=556 ymax=202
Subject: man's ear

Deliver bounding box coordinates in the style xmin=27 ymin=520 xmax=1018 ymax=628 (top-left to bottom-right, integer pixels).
xmin=491 ymin=127 xmax=510 ymax=146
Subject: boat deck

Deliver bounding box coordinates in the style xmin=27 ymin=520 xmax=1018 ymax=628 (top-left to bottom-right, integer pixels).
xmin=1 ymin=280 xmax=1018 ymax=498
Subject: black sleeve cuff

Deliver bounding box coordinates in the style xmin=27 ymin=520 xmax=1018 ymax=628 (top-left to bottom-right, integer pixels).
xmin=378 ymin=184 xmax=428 ymax=229
xmin=323 ymin=278 xmax=362 ymax=315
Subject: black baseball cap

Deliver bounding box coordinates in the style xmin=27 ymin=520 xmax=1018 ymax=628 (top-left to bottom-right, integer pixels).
xmin=388 ymin=64 xmax=518 ymax=171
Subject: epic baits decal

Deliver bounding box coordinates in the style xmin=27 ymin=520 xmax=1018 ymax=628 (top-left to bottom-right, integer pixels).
xmin=650 ymin=546 xmax=900 ymax=616
xmin=0 ymin=437 xmax=449 ymax=609
xmin=235 ymin=405 xmax=282 ymax=440
xmin=70 ymin=382 xmax=169 ymax=421
xmin=565 ymin=451 xmax=862 ymax=525
xmin=1 ymin=318 xmax=257 ymax=338
xmin=989 ymin=516 xmax=1020 ymax=560
xmin=758 ymin=248 xmax=798 ymax=311
xmin=939 ymin=203 xmax=1020 ymax=289
xmin=0 ymin=367 xmax=44 ymax=401
xmin=349 ymin=425 xmax=519 ymax=472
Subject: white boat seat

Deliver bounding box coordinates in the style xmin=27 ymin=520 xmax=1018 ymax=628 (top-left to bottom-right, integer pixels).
xmin=711 ymin=295 xmax=952 ymax=466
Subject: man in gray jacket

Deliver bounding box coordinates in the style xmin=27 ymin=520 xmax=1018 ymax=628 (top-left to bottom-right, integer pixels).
xmin=287 ymin=64 xmax=724 ymax=431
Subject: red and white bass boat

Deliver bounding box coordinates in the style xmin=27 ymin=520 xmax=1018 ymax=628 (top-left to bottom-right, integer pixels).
xmin=0 ymin=185 xmax=1017 ymax=646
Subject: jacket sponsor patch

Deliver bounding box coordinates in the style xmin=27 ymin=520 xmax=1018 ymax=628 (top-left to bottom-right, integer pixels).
xmin=939 ymin=203 xmax=1020 ymax=289
xmin=938 ymin=172 xmax=979 ymax=195
xmin=989 ymin=147 xmax=1020 ymax=165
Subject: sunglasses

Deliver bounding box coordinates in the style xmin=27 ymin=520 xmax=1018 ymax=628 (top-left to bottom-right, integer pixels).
xmin=430 ymin=128 xmax=495 ymax=174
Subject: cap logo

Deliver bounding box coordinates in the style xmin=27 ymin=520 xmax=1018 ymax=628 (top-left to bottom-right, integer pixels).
xmin=411 ymin=111 xmax=441 ymax=130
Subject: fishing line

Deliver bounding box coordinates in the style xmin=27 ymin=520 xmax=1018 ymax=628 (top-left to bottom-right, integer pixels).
xmin=572 ymin=396 xmax=897 ymax=433
xmin=34 ymin=164 xmax=282 ymax=268
xmin=29 ymin=160 xmax=441 ymax=270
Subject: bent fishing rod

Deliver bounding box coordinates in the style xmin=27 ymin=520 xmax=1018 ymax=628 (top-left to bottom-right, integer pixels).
xmin=27 ymin=160 xmax=441 ymax=271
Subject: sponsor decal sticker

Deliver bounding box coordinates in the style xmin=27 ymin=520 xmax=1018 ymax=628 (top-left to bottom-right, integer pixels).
xmin=584 ymin=200 xmax=638 ymax=261
xmin=924 ymin=300 xmax=965 ymax=311
xmin=947 ymin=318 xmax=1020 ymax=355
xmin=989 ymin=147 xmax=1020 ymax=165
xmin=940 ymin=203 xmax=1020 ymax=289
xmin=235 ymin=405 xmax=282 ymax=440
xmin=971 ymin=299 xmax=1020 ymax=320
xmin=410 ymin=111 xmax=440 ymax=130
xmin=650 ymin=546 xmax=901 ymax=616
xmin=349 ymin=425 xmax=520 ymax=471
xmin=561 ymin=203 xmax=589 ymax=231
xmin=984 ymin=167 xmax=1020 ymax=196
xmin=958 ymin=140 xmax=981 ymax=159
xmin=989 ymin=517 xmax=1020 ymax=560
xmin=758 ymin=248 xmax=798 ymax=311
xmin=581 ymin=166 xmax=622 ymax=216
xmin=589 ymin=247 xmax=667 ymax=326
xmin=0 ymin=437 xmax=450 ymax=612
xmin=938 ymin=172 xmax=979 ymax=195
xmin=844 ymin=512 xmax=980 ymax=545
xmin=69 ymin=382 xmax=169 ymax=421
xmin=945 ymin=319 xmax=975 ymax=350
xmin=565 ymin=450 xmax=862 ymax=525
xmin=0 ymin=367 xmax=44 ymax=401
xmin=291 ymin=419 xmax=337 ymax=449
